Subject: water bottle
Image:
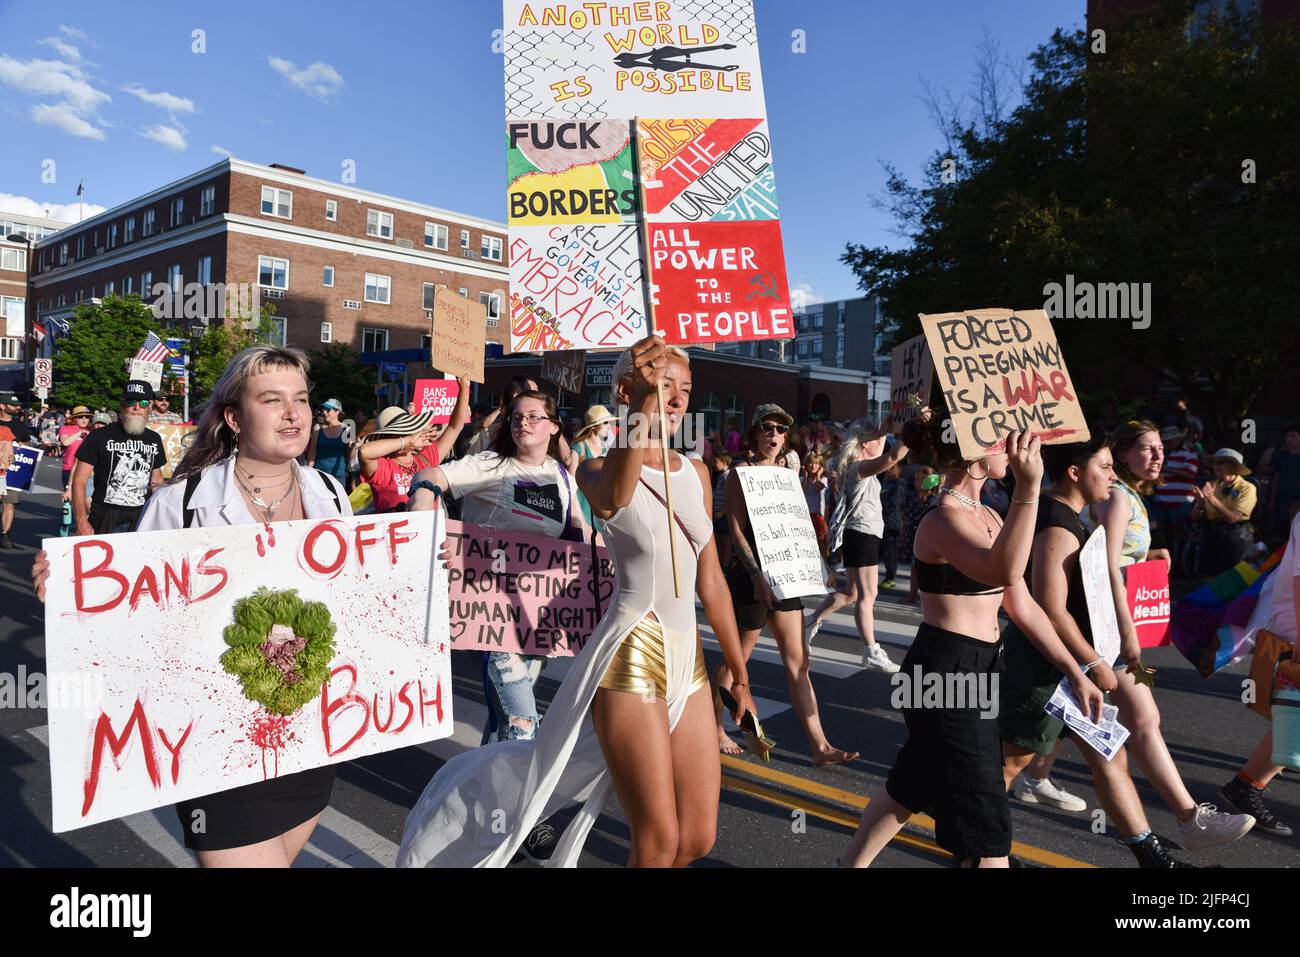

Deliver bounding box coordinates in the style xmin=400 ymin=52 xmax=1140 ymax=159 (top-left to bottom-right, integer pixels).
xmin=60 ymin=500 xmax=73 ymax=537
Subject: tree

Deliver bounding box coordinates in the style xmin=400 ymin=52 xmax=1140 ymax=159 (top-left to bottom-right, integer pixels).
xmin=50 ymin=294 xmax=160 ymax=410
xmin=306 ymin=343 xmax=378 ymax=418
xmin=844 ymin=1 xmax=1299 ymax=440
xmin=188 ymin=304 xmax=278 ymax=403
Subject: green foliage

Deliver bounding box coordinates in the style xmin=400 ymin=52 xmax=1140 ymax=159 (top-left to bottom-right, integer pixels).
xmin=220 ymin=587 xmax=337 ymax=716
xmin=306 ymin=342 xmax=378 ymax=418
xmin=49 ymin=295 xmax=160 ymax=410
xmin=844 ymin=1 xmax=1299 ymax=437
xmin=187 ymin=304 xmax=278 ymax=403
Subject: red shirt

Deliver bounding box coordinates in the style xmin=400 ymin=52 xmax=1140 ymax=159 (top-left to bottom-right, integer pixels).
xmin=368 ymin=446 xmax=439 ymax=512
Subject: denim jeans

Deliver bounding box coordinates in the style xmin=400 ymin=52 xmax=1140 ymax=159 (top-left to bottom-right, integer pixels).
xmin=481 ymin=651 xmax=545 ymax=744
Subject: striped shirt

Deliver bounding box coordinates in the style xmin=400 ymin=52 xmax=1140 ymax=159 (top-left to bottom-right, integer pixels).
xmin=1154 ymin=448 xmax=1199 ymax=505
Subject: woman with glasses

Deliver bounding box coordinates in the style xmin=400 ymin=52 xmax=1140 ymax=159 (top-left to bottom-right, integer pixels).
xmin=58 ymin=405 xmax=92 ymax=489
xmin=714 ymin=406 xmax=859 ymax=765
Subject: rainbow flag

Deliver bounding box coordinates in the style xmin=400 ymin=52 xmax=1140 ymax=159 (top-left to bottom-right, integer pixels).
xmin=1171 ymin=551 xmax=1282 ymax=677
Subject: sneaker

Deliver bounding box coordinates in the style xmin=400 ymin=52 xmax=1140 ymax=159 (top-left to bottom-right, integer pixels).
xmin=862 ymin=643 xmax=900 ymax=674
xmin=1174 ymin=802 xmax=1255 ymax=850
xmin=513 ymin=822 xmax=558 ymax=864
xmin=881 ymin=579 xmax=897 ymax=590
xmin=1014 ymin=774 xmax=1087 ymax=812
xmin=1219 ymin=777 xmax=1294 ymax=837
xmin=805 ymin=614 xmax=822 ymax=647
xmin=1127 ymin=832 xmax=1196 ymax=868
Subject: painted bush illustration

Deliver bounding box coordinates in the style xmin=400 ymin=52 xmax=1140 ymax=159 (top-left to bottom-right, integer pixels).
xmin=221 ymin=588 xmax=337 ymax=715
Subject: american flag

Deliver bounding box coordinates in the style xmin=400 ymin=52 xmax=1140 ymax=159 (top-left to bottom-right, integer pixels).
xmin=134 ymin=331 xmax=169 ymax=363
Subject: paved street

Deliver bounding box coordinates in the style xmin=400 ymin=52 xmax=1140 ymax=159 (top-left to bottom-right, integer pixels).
xmin=3 ymin=456 xmax=1297 ymax=868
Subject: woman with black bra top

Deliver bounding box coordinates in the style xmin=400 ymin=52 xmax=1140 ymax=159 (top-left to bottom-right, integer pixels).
xmin=838 ymin=414 xmax=1104 ymax=868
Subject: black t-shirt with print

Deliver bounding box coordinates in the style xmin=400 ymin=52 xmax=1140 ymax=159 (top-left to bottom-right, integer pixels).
xmin=75 ymin=421 xmax=165 ymax=511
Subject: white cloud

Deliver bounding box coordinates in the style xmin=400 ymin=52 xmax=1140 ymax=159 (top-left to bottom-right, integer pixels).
xmin=38 ymin=37 xmax=82 ymax=62
xmin=210 ymin=144 xmax=233 ymax=157
xmin=122 ymin=83 xmax=195 ymax=114
xmin=268 ymin=56 xmax=344 ymax=101
xmin=791 ymin=282 xmax=824 ymax=310
xmin=58 ymin=25 xmax=94 ymax=44
xmin=141 ymin=124 xmax=187 ymax=151
xmin=0 ymin=192 xmax=108 ymax=223
xmin=32 ymin=103 xmax=105 ymax=139
xmin=0 ymin=55 xmax=110 ymax=113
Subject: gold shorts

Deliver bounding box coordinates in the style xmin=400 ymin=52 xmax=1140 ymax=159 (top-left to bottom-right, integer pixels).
xmin=598 ymin=616 xmax=709 ymax=700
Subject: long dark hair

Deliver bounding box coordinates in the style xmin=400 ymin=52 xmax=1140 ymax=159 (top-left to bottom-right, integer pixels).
xmin=490 ymin=390 xmax=563 ymax=462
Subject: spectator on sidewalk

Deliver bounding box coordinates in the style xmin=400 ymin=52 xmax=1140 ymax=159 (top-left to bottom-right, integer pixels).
xmin=1191 ymin=448 xmax=1258 ymax=577
xmin=1152 ymin=426 xmax=1198 ymax=548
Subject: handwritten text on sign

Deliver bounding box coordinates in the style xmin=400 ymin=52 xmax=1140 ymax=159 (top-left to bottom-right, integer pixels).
xmin=153 ymin=423 xmax=195 ymax=480
xmin=432 ymin=288 xmax=487 ymax=383
xmin=889 ymin=334 xmax=934 ymax=432
xmin=445 ymin=519 xmax=616 ymax=656
xmin=919 ymin=308 xmax=1089 ymax=461
xmin=736 ymin=466 xmax=827 ymax=601
xmin=42 ymin=511 xmax=451 ymax=832
xmin=414 ymin=378 xmax=461 ymax=424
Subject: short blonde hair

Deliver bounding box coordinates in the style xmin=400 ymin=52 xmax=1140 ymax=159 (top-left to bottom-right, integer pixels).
xmin=612 ymin=343 xmax=690 ymax=387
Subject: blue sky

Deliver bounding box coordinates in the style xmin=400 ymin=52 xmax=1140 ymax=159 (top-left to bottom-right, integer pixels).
xmin=0 ymin=0 xmax=1083 ymax=305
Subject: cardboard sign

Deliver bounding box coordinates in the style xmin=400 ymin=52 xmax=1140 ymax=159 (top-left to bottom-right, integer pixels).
xmin=507 ymin=120 xmax=637 ymax=226
xmin=43 ymin=510 xmax=451 ymax=833
xmin=129 ymin=359 xmax=164 ymax=391
xmin=541 ymin=350 xmax=586 ymax=394
xmin=413 ymin=378 xmax=461 ymax=424
xmin=445 ymin=520 xmax=616 ymax=657
xmin=640 ymin=118 xmax=778 ymax=223
xmin=649 ymin=222 xmax=793 ymax=346
xmin=1125 ymin=560 xmax=1172 ymax=648
xmin=432 ymin=288 xmax=487 ymax=383
xmin=889 ymin=334 xmax=934 ymax=432
xmin=918 ymin=308 xmax=1089 ymax=461
xmin=153 ymin=423 xmax=195 ymax=480
xmin=5 ymin=444 xmax=42 ymax=492
xmin=1079 ymin=525 xmax=1122 ymax=664
xmin=502 ymin=0 xmax=769 ymax=121
xmin=736 ymin=465 xmax=827 ymax=601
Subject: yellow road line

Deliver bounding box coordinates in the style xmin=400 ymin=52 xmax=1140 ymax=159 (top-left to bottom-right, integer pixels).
xmin=721 ymin=755 xmax=1096 ymax=869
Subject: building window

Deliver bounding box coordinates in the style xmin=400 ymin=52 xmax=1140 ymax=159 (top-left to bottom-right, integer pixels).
xmin=59 ymin=243 xmax=68 ymax=265
xmin=325 ymin=200 xmax=337 ymax=221
xmin=701 ymin=392 xmax=722 ymax=437
xmin=320 ymin=321 xmax=332 ymax=343
xmin=480 ymin=291 xmax=501 ymax=326
xmin=423 ymin=282 xmax=436 ymax=311
xmin=75 ymin=235 xmax=86 ymax=260
xmin=265 ymin=316 xmax=287 ymax=347
xmin=105 ymin=279 xmax=115 ymax=294
xmin=425 ymin=222 xmax=448 ymax=250
xmin=813 ymin=338 xmax=822 ymax=357
xmin=261 ymin=186 xmax=292 ymax=219
xmin=366 ymin=210 xmax=393 ymax=239
xmin=74 ymin=289 xmax=84 ymax=303
xmin=725 ymin=394 xmax=745 ymax=429
xmin=141 ymin=270 xmax=153 ymax=297
xmin=143 ymin=208 xmax=156 ymax=236
xmin=813 ymin=312 xmax=823 ymax=330
xmin=362 ymin=327 xmax=389 ymax=353
xmin=797 ymin=339 xmax=808 ymax=359
xmin=481 ymin=236 xmax=503 ymax=261
xmin=200 ymin=184 xmax=216 ymax=217
xmin=420 ymin=333 xmax=432 ymax=352
xmin=323 ymin=265 xmax=334 ymax=287
xmin=124 ymin=275 xmax=134 ymax=295
xmin=0 ymin=338 xmax=17 ymax=361
xmin=125 ymin=216 xmax=136 ymax=243
xmin=258 ymin=256 xmax=289 ymax=289
xmin=0 ymin=248 xmax=25 ymax=271
xmin=460 ymin=229 xmax=470 ymax=249
xmin=458 ymin=287 xmax=468 ymax=298
xmin=58 ymin=293 xmax=66 ymax=307
xmin=168 ymin=263 xmax=182 ymax=291
xmin=836 ymin=302 xmax=846 ymax=328
xmin=170 ymin=196 xmax=184 ymax=227
xmin=364 ymin=273 xmax=391 ymax=304
xmin=197 ymin=255 xmax=213 ymax=286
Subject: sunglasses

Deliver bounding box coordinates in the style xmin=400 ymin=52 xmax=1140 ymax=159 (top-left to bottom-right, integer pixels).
xmin=125 ymin=400 xmax=150 ymax=409
xmin=759 ymin=422 xmax=790 ymax=435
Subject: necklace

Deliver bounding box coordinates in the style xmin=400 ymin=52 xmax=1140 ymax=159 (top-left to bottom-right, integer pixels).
xmin=941 ymin=487 xmax=994 ymax=540
xmin=236 ymin=467 xmax=299 ymax=521
xmin=236 ymin=458 xmax=293 ymax=496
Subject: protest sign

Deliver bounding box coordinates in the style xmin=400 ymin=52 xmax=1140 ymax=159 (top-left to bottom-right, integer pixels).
xmin=445 ymin=520 xmax=616 ymax=657
xmin=1125 ymin=560 xmax=1172 ymax=648
xmin=129 ymin=359 xmax=164 ymax=391
xmin=736 ymin=465 xmax=827 ymax=601
xmin=639 ymin=118 xmax=778 ymax=223
xmin=432 ymin=288 xmax=487 ymax=382
xmin=540 ymin=349 xmax=586 ymax=394
xmin=6 ymin=445 xmax=42 ymax=492
xmin=1079 ymin=525 xmax=1122 ymax=664
xmin=889 ymin=334 xmax=934 ymax=432
xmin=413 ymin=378 xmax=460 ymax=424
xmin=502 ymin=1 xmax=769 ymax=121
xmin=43 ymin=510 xmax=451 ymax=832
xmin=508 ymin=120 xmax=637 ymax=226
xmin=153 ymin=423 xmax=195 ymax=480
xmin=918 ymin=308 xmax=1089 ymax=461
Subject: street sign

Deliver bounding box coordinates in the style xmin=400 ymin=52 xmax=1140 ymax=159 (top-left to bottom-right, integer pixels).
xmin=381 ymin=362 xmax=407 ymax=375
xmin=34 ymin=358 xmax=52 ymax=390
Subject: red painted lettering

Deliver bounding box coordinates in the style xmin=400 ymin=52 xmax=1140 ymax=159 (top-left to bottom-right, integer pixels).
xmin=82 ymin=699 xmax=161 ymax=817
xmin=353 ymin=522 xmax=379 ymax=568
xmin=128 ymin=566 xmax=161 ymax=610
xmin=320 ymin=663 xmax=369 ymax=756
xmin=73 ymin=540 xmax=129 ymax=614
xmin=157 ymin=721 xmax=194 ymax=785
xmin=393 ymin=682 xmax=417 ymax=734
xmin=419 ymin=678 xmax=444 ymax=727
xmin=162 ymin=558 xmax=190 ymax=603
xmin=386 ymin=520 xmax=415 ymax=566
xmin=372 ymin=691 xmax=395 ymax=733
xmin=194 ymin=547 xmax=228 ymax=602
xmin=303 ymin=522 xmax=347 ymax=577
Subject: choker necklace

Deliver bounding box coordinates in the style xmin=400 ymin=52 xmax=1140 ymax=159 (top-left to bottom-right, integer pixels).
xmin=941 ymin=487 xmax=979 ymax=509
xmin=236 ymin=458 xmax=293 ymax=495
xmin=236 ymin=468 xmax=298 ymax=521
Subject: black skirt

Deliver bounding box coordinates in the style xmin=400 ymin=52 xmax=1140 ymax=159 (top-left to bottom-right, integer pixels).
xmin=174 ymin=765 xmax=336 ymax=851
xmin=725 ymin=561 xmax=803 ymax=631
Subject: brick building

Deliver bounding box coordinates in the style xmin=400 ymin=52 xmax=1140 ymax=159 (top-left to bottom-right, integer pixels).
xmin=1 ymin=210 xmax=63 ymax=390
xmin=28 ymin=158 xmax=509 ymax=373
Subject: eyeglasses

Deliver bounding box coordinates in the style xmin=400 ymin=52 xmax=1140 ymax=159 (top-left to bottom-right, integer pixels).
xmin=510 ymin=413 xmax=553 ymax=427
xmin=760 ymin=422 xmax=790 ymax=435
xmin=74 ymin=415 xmax=90 ymax=420
xmin=126 ymin=400 xmax=150 ymax=409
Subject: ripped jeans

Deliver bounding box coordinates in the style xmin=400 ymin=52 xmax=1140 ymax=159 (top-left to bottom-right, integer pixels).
xmin=481 ymin=651 xmax=546 ymax=743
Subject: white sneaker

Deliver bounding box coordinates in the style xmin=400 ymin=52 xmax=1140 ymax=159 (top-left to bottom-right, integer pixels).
xmin=1175 ymin=803 xmax=1255 ymax=850
xmin=861 ymin=643 xmax=900 ymax=674
xmin=805 ymin=614 xmax=822 ymax=646
xmin=1014 ymin=774 xmax=1087 ymax=812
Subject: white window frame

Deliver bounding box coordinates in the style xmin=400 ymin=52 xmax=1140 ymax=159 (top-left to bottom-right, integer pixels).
xmin=167 ymin=263 xmax=182 ymax=292
xmin=366 ymin=210 xmax=394 ymax=240
xmin=0 ymin=338 xmax=17 ymax=361
xmin=266 ymin=316 xmax=287 ymax=348
xmin=424 ymin=222 xmax=448 ymax=250
xmin=325 ymin=199 xmax=337 ymax=221
xmin=481 ymin=235 xmax=503 ymax=261
xmin=143 ymin=208 xmax=156 ymax=236
xmin=197 ymin=255 xmax=213 ymax=286
xmin=362 ymin=327 xmax=389 ymax=353
xmin=0 ymin=248 xmax=25 ymax=271
xmin=480 ymin=291 xmax=501 ymax=326
xmin=323 ymin=265 xmax=334 ymax=287
xmin=320 ymin=321 xmax=332 ymax=344
xmin=258 ymin=255 xmax=289 ymax=290
xmin=170 ymin=196 xmax=184 ymax=227
xmin=364 ymin=272 xmax=391 ymax=304
xmin=125 ymin=216 xmax=136 ymax=243
xmin=458 ymin=287 xmax=468 ymax=298
xmin=141 ymin=271 xmax=153 ymax=297
xmin=75 ymin=288 xmax=84 ymax=303
xmin=105 ymin=279 xmax=115 ymax=295
xmin=59 ymin=243 xmax=68 ymax=265
xmin=460 ymin=229 xmax=470 ymax=249
xmin=423 ymin=282 xmax=436 ymax=311
xmin=200 ymin=184 xmax=216 ymax=217
xmin=75 ymin=236 xmax=84 ymax=260
xmin=261 ymin=186 xmax=293 ymax=219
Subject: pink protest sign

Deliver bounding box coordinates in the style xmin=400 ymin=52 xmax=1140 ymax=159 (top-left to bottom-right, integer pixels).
xmin=1125 ymin=560 xmax=1172 ymax=648
xmin=445 ymin=520 xmax=616 ymax=657
xmin=414 ymin=378 xmax=460 ymax=424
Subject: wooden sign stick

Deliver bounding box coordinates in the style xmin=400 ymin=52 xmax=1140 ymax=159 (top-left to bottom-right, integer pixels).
xmin=631 ymin=116 xmax=681 ymax=598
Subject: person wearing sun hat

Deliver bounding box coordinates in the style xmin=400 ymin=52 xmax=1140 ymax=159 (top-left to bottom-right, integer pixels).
xmin=1192 ymin=447 xmax=1258 ymax=575
xmin=359 ymin=380 xmax=470 ymax=513
xmin=58 ymin=405 xmax=93 ymax=490
xmin=569 ymin=404 xmax=617 ymax=531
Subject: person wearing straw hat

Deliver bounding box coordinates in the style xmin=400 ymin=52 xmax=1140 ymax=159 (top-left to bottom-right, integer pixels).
xmin=360 ymin=383 xmax=468 ymax=513
xmin=569 ymin=403 xmax=616 ymax=532
xmin=1191 ymin=447 xmax=1258 ymax=576
xmin=58 ymin=405 xmax=93 ymax=490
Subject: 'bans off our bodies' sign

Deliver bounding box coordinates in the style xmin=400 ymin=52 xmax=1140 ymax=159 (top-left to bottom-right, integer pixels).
xmin=43 ymin=511 xmax=451 ymax=833
xmin=736 ymin=466 xmax=827 ymax=601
